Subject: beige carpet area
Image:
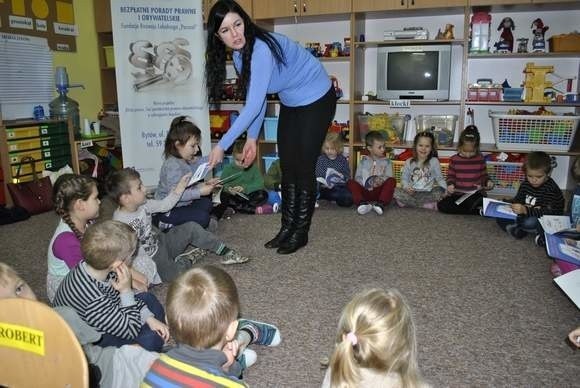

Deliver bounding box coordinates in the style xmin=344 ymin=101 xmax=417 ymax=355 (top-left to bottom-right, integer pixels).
xmin=1 ymin=203 xmax=579 ymax=387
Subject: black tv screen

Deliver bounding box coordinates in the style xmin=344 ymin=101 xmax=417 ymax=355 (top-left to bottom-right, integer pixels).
xmin=387 ymin=52 xmax=439 ymax=90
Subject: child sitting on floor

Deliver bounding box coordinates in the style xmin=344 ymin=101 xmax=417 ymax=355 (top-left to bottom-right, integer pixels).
xmin=497 ymin=151 xmax=564 ymax=239
xmin=52 ymin=220 xmax=169 ymax=352
xmin=264 ymin=158 xmax=282 ymax=207
xmin=315 ymin=132 xmax=353 ymax=207
xmin=220 ymin=140 xmax=271 ymax=214
xmin=142 ymin=265 xmax=282 ymax=386
xmin=108 ymin=168 xmax=249 ymax=283
xmin=47 ymin=174 xmax=149 ymax=301
xmin=394 ymin=131 xmax=446 ymax=210
xmin=155 ymin=115 xmax=221 ymax=230
xmin=322 ymin=288 xmax=430 ymax=388
xmin=437 ymin=125 xmax=494 ymax=215
xmin=347 ymin=131 xmax=396 ymax=216
xmin=0 ymin=261 xmax=37 ymax=300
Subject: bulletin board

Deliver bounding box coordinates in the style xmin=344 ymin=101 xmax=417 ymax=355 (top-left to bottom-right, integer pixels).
xmin=0 ymin=0 xmax=77 ymax=51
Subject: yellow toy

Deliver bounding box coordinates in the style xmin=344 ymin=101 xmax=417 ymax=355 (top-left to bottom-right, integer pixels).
xmin=523 ymin=62 xmax=553 ymax=103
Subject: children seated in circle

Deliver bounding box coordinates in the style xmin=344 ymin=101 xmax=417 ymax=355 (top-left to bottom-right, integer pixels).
xmin=322 ymin=288 xmax=430 ymax=387
xmin=496 ymin=151 xmax=564 ymax=240
xmin=347 ymin=130 xmax=396 ymax=216
xmin=437 ymin=125 xmax=494 ymax=215
xmin=219 ymin=140 xmax=270 ymax=214
xmin=155 ymin=116 xmax=221 ymax=230
xmin=315 ymin=132 xmax=353 ymax=207
xmin=394 ymin=131 xmax=446 ymax=210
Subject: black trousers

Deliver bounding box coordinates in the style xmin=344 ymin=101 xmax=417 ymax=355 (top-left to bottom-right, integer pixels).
xmin=277 ymin=86 xmax=337 ymax=191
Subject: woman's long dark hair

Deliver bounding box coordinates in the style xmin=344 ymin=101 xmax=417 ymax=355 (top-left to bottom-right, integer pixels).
xmin=205 ymin=0 xmax=285 ymax=101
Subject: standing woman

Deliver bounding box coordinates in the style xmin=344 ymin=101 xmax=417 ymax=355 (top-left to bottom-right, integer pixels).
xmin=205 ymin=0 xmax=337 ymax=254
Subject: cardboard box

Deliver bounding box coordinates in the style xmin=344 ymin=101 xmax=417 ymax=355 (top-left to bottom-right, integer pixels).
xmin=549 ymin=34 xmax=580 ymax=52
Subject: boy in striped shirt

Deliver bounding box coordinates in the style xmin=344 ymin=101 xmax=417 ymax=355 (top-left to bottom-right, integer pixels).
xmin=497 ymin=151 xmax=564 ymax=239
xmin=143 ymin=266 xmax=281 ymax=387
xmin=52 ymin=220 xmax=169 ymax=352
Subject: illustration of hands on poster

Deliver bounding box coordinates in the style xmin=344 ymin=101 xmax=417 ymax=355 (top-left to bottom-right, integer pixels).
xmin=129 ymin=38 xmax=193 ymax=92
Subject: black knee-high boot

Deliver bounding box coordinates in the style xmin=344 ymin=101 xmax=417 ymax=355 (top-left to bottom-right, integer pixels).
xmin=264 ymin=183 xmax=297 ymax=249
xmin=277 ymin=189 xmax=316 ymax=255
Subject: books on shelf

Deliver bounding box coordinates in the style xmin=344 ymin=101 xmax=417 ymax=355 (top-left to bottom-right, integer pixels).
xmin=539 ymin=215 xmax=580 ymax=267
xmin=481 ymin=198 xmax=516 ymax=220
xmin=554 ymin=269 xmax=580 ymax=309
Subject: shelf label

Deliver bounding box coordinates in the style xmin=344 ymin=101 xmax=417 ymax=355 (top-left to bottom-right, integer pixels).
xmin=389 ymin=99 xmax=411 ymax=109
xmin=79 ymin=140 xmax=94 ymax=148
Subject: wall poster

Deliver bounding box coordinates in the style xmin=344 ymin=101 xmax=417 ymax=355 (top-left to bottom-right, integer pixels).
xmin=0 ymin=0 xmax=77 ymax=51
xmin=111 ymin=0 xmax=210 ymax=187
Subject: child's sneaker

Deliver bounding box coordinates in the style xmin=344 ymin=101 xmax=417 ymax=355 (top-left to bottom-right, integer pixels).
xmin=238 ymin=318 xmax=281 ymax=347
xmin=357 ymin=203 xmax=373 ymax=215
xmin=372 ymin=203 xmax=384 ymax=215
xmin=506 ymin=224 xmax=526 ymax=239
xmin=534 ymin=234 xmax=546 ymax=247
xmin=175 ymin=246 xmax=208 ymax=265
xmin=221 ymin=249 xmax=250 ymax=265
xmin=239 ymin=348 xmax=257 ymax=369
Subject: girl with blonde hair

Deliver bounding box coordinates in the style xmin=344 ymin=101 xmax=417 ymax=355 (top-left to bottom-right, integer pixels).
xmin=322 ymin=288 xmax=429 ymax=388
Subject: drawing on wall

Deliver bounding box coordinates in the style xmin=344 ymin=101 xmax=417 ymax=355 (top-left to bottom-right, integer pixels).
xmin=129 ymin=38 xmax=192 ymax=92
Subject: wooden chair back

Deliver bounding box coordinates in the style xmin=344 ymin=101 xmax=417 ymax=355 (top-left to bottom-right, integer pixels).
xmin=0 ymin=298 xmax=88 ymax=387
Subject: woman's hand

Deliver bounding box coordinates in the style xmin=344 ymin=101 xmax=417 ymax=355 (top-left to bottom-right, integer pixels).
xmin=208 ymin=145 xmax=225 ymax=168
xmin=242 ymin=139 xmax=257 ymax=168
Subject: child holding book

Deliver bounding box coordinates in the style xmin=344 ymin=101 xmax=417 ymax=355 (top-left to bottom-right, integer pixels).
xmin=322 ymin=288 xmax=430 ymax=388
xmin=53 ymin=220 xmax=169 ymax=352
xmin=347 ymin=131 xmax=396 ymax=215
xmin=155 ymin=116 xmax=221 ymax=229
xmin=142 ymin=266 xmax=282 ymax=386
xmin=497 ymin=151 xmax=564 ymax=239
xmin=394 ymin=131 xmax=446 ymax=210
xmin=219 ymin=140 xmax=270 ymax=214
xmin=108 ymin=168 xmax=249 ymax=283
xmin=437 ymin=125 xmax=494 ymax=215
xmin=315 ymin=132 xmax=353 ymax=207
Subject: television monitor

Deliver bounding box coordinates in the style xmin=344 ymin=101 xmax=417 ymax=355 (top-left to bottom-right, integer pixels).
xmin=376 ymin=44 xmax=451 ymax=101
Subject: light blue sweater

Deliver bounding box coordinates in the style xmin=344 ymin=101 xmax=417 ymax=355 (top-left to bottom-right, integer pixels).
xmin=218 ymin=32 xmax=331 ymax=150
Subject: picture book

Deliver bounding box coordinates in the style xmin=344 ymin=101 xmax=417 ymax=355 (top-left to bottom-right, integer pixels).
xmin=455 ymin=189 xmax=479 ymax=205
xmin=554 ymin=269 xmax=580 ymax=309
xmin=539 ymin=215 xmax=580 ymax=266
xmin=316 ymin=168 xmax=346 ymax=189
xmin=187 ymin=162 xmax=211 ymax=186
xmin=481 ymin=198 xmax=516 ymax=220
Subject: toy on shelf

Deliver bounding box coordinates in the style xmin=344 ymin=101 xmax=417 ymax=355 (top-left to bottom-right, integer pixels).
xmin=436 ymin=24 xmax=455 ymax=40
xmin=517 ymin=38 xmax=529 ymax=53
xmin=469 ymin=10 xmax=491 ymax=53
xmin=495 ymin=17 xmax=515 ymax=53
xmin=330 ymin=75 xmax=343 ymax=99
xmin=523 ymin=63 xmax=553 ymax=103
xmin=531 ymin=18 xmax=549 ymax=53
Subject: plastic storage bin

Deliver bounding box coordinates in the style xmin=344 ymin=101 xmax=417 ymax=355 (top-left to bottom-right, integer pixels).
xmin=263 ymin=117 xmax=278 ymax=141
xmin=391 ymin=160 xmax=449 ymax=187
xmin=357 ymin=113 xmax=407 ymax=144
xmin=486 ymin=161 xmax=524 ymax=196
xmin=262 ymin=154 xmax=279 ymax=172
xmin=414 ymin=115 xmax=458 ymax=147
xmin=489 ymin=111 xmax=580 ymax=151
